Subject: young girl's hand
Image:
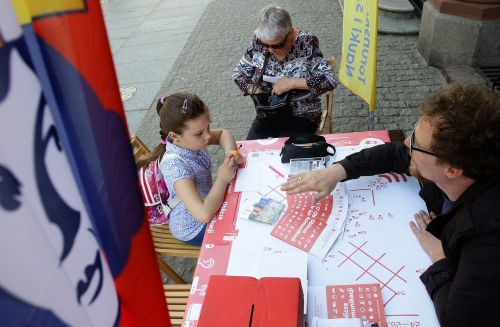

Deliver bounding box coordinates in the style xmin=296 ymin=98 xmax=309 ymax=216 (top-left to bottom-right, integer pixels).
xmin=225 ymin=151 xmax=244 ymax=165
xmin=217 ymin=156 xmax=237 ymax=184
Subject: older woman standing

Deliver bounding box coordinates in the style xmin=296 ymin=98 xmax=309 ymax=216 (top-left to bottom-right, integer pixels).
xmin=233 ymin=5 xmax=338 ymax=140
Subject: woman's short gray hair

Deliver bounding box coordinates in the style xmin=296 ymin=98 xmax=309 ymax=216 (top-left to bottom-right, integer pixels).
xmin=254 ymin=5 xmax=292 ymax=42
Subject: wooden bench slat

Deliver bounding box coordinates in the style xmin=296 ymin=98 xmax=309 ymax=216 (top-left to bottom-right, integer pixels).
xmin=168 ymin=304 xmax=187 ymax=311
xmin=154 ymin=244 xmax=200 ymax=253
xmin=164 ymin=284 xmax=192 ymax=291
xmin=170 ymin=318 xmax=183 ymax=327
xmin=151 ymin=238 xmax=199 ymax=248
xmin=165 ymin=291 xmax=189 ymax=299
xmin=166 ymin=297 xmax=188 ymax=305
xmin=152 ymin=240 xmax=196 ymax=247
xmin=150 ymin=230 xmax=176 ymax=237
xmin=168 ymin=311 xmax=185 ymax=319
xmin=157 ymin=249 xmax=200 ymax=257
xmin=150 ymin=232 xmax=182 ymax=239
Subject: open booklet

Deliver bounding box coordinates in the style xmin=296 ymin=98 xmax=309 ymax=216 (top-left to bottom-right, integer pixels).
xmin=271 ymin=184 xmax=349 ymax=260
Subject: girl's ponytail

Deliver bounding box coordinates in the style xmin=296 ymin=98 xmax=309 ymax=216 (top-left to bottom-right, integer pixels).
xmin=135 ymin=97 xmax=168 ymax=168
xmin=136 ymin=142 xmax=166 ymax=169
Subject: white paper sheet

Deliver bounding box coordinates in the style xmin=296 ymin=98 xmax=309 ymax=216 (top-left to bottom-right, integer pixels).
xmin=234 ymin=166 xmax=262 ymax=192
xmin=263 ymin=75 xmax=282 ymax=84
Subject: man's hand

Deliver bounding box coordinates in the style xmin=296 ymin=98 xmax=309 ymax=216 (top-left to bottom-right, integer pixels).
xmin=410 ymin=211 xmax=445 ymax=263
xmin=281 ymin=164 xmax=347 ymax=204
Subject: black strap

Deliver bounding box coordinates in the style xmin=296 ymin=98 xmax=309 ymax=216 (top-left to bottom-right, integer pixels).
xmin=284 ymin=134 xmax=326 ymax=145
xmin=326 ymin=143 xmax=336 ymax=156
xmin=251 ymin=53 xmax=270 ymax=95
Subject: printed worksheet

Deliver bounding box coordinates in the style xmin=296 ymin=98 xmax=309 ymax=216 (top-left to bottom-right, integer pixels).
xmin=308 ymin=283 xmax=386 ymax=327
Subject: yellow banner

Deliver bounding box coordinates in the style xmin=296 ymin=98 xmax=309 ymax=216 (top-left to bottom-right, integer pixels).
xmin=13 ymin=0 xmax=86 ymax=24
xmin=339 ymin=0 xmax=378 ymax=112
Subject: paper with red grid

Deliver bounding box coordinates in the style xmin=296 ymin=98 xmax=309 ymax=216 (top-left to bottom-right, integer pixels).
xmin=271 ymin=185 xmax=349 ymax=259
xmin=308 ymin=175 xmax=440 ymax=327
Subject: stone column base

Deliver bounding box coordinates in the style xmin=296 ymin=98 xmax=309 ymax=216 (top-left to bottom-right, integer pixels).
xmin=417 ymin=1 xmax=500 ymax=67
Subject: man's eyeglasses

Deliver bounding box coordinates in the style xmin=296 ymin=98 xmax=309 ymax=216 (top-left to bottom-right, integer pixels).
xmin=257 ymin=29 xmax=291 ymax=49
xmin=409 ymin=125 xmax=438 ymax=157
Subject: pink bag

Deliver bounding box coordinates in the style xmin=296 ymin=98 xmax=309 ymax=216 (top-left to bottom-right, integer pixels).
xmin=138 ymin=159 xmax=179 ymax=225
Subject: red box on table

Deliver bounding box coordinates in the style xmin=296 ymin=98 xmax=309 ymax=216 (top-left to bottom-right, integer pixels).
xmin=198 ymin=275 xmax=304 ymax=327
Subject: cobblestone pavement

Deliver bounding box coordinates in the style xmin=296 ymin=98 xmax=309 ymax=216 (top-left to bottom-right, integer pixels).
xmin=134 ymin=0 xmax=447 ymax=283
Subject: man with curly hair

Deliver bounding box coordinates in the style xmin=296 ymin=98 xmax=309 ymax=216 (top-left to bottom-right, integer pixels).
xmin=282 ymin=84 xmax=500 ymax=326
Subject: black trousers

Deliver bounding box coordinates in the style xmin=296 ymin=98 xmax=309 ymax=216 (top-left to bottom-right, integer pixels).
xmin=246 ymin=116 xmax=318 ymax=140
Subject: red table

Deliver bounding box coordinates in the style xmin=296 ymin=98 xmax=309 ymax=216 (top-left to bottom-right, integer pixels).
xmin=181 ymin=131 xmax=392 ymax=326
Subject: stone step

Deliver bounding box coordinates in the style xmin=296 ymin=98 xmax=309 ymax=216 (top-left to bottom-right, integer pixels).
xmin=379 ymin=7 xmax=415 ymax=20
xmin=379 ymin=0 xmax=415 ymax=18
xmin=378 ymin=0 xmax=420 ymax=35
xmin=378 ymin=14 xmax=420 ymax=35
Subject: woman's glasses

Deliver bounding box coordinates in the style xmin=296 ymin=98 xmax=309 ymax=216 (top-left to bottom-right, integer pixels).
xmin=257 ymin=29 xmax=291 ymax=49
xmin=409 ymin=124 xmax=438 ymax=157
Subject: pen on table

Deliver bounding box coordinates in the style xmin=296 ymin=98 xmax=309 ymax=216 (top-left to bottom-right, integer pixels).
xmin=268 ymin=165 xmax=285 ymax=178
xmin=231 ymin=144 xmax=242 ymax=159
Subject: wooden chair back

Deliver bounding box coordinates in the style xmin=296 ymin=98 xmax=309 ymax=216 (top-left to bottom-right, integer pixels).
xmin=130 ymin=135 xmax=150 ymax=163
xmin=317 ymin=57 xmax=336 ymax=134
xmin=150 ymin=224 xmax=201 ymax=284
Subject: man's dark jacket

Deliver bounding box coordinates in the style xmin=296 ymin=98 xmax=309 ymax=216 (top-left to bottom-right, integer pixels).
xmin=338 ymin=142 xmax=500 ymax=327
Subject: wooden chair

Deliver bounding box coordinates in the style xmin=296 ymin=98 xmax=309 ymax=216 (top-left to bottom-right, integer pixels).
xmin=164 ymin=284 xmax=192 ymax=327
xmin=130 ymin=135 xmax=201 ymax=284
xmin=150 ymin=224 xmax=201 ymax=284
xmin=317 ymin=57 xmax=336 ymax=135
xmin=130 ymin=135 xmax=150 ymax=163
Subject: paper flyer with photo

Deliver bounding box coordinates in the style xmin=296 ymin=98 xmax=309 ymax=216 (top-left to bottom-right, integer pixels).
xmin=248 ymin=197 xmax=286 ymax=224
xmin=308 ymin=284 xmax=387 ymax=327
xmin=271 ymin=184 xmax=349 ymax=259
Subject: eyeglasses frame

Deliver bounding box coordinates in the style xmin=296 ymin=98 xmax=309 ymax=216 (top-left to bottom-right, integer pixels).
xmin=257 ymin=29 xmax=292 ymax=49
xmin=409 ymin=123 xmax=439 ymax=157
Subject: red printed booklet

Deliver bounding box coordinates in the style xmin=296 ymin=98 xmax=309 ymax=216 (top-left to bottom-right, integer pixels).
xmin=308 ymin=283 xmax=387 ymax=327
xmin=271 ymin=185 xmax=349 ymax=259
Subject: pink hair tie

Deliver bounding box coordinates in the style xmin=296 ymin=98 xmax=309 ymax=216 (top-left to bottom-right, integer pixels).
xmin=182 ymin=99 xmax=188 ymax=114
xmin=161 ymin=138 xmax=167 ymax=145
xmin=160 ymin=96 xmax=166 ymax=104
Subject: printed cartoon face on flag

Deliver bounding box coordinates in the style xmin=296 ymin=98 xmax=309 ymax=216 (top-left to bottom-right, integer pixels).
xmin=0 ymin=4 xmax=118 ymax=325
